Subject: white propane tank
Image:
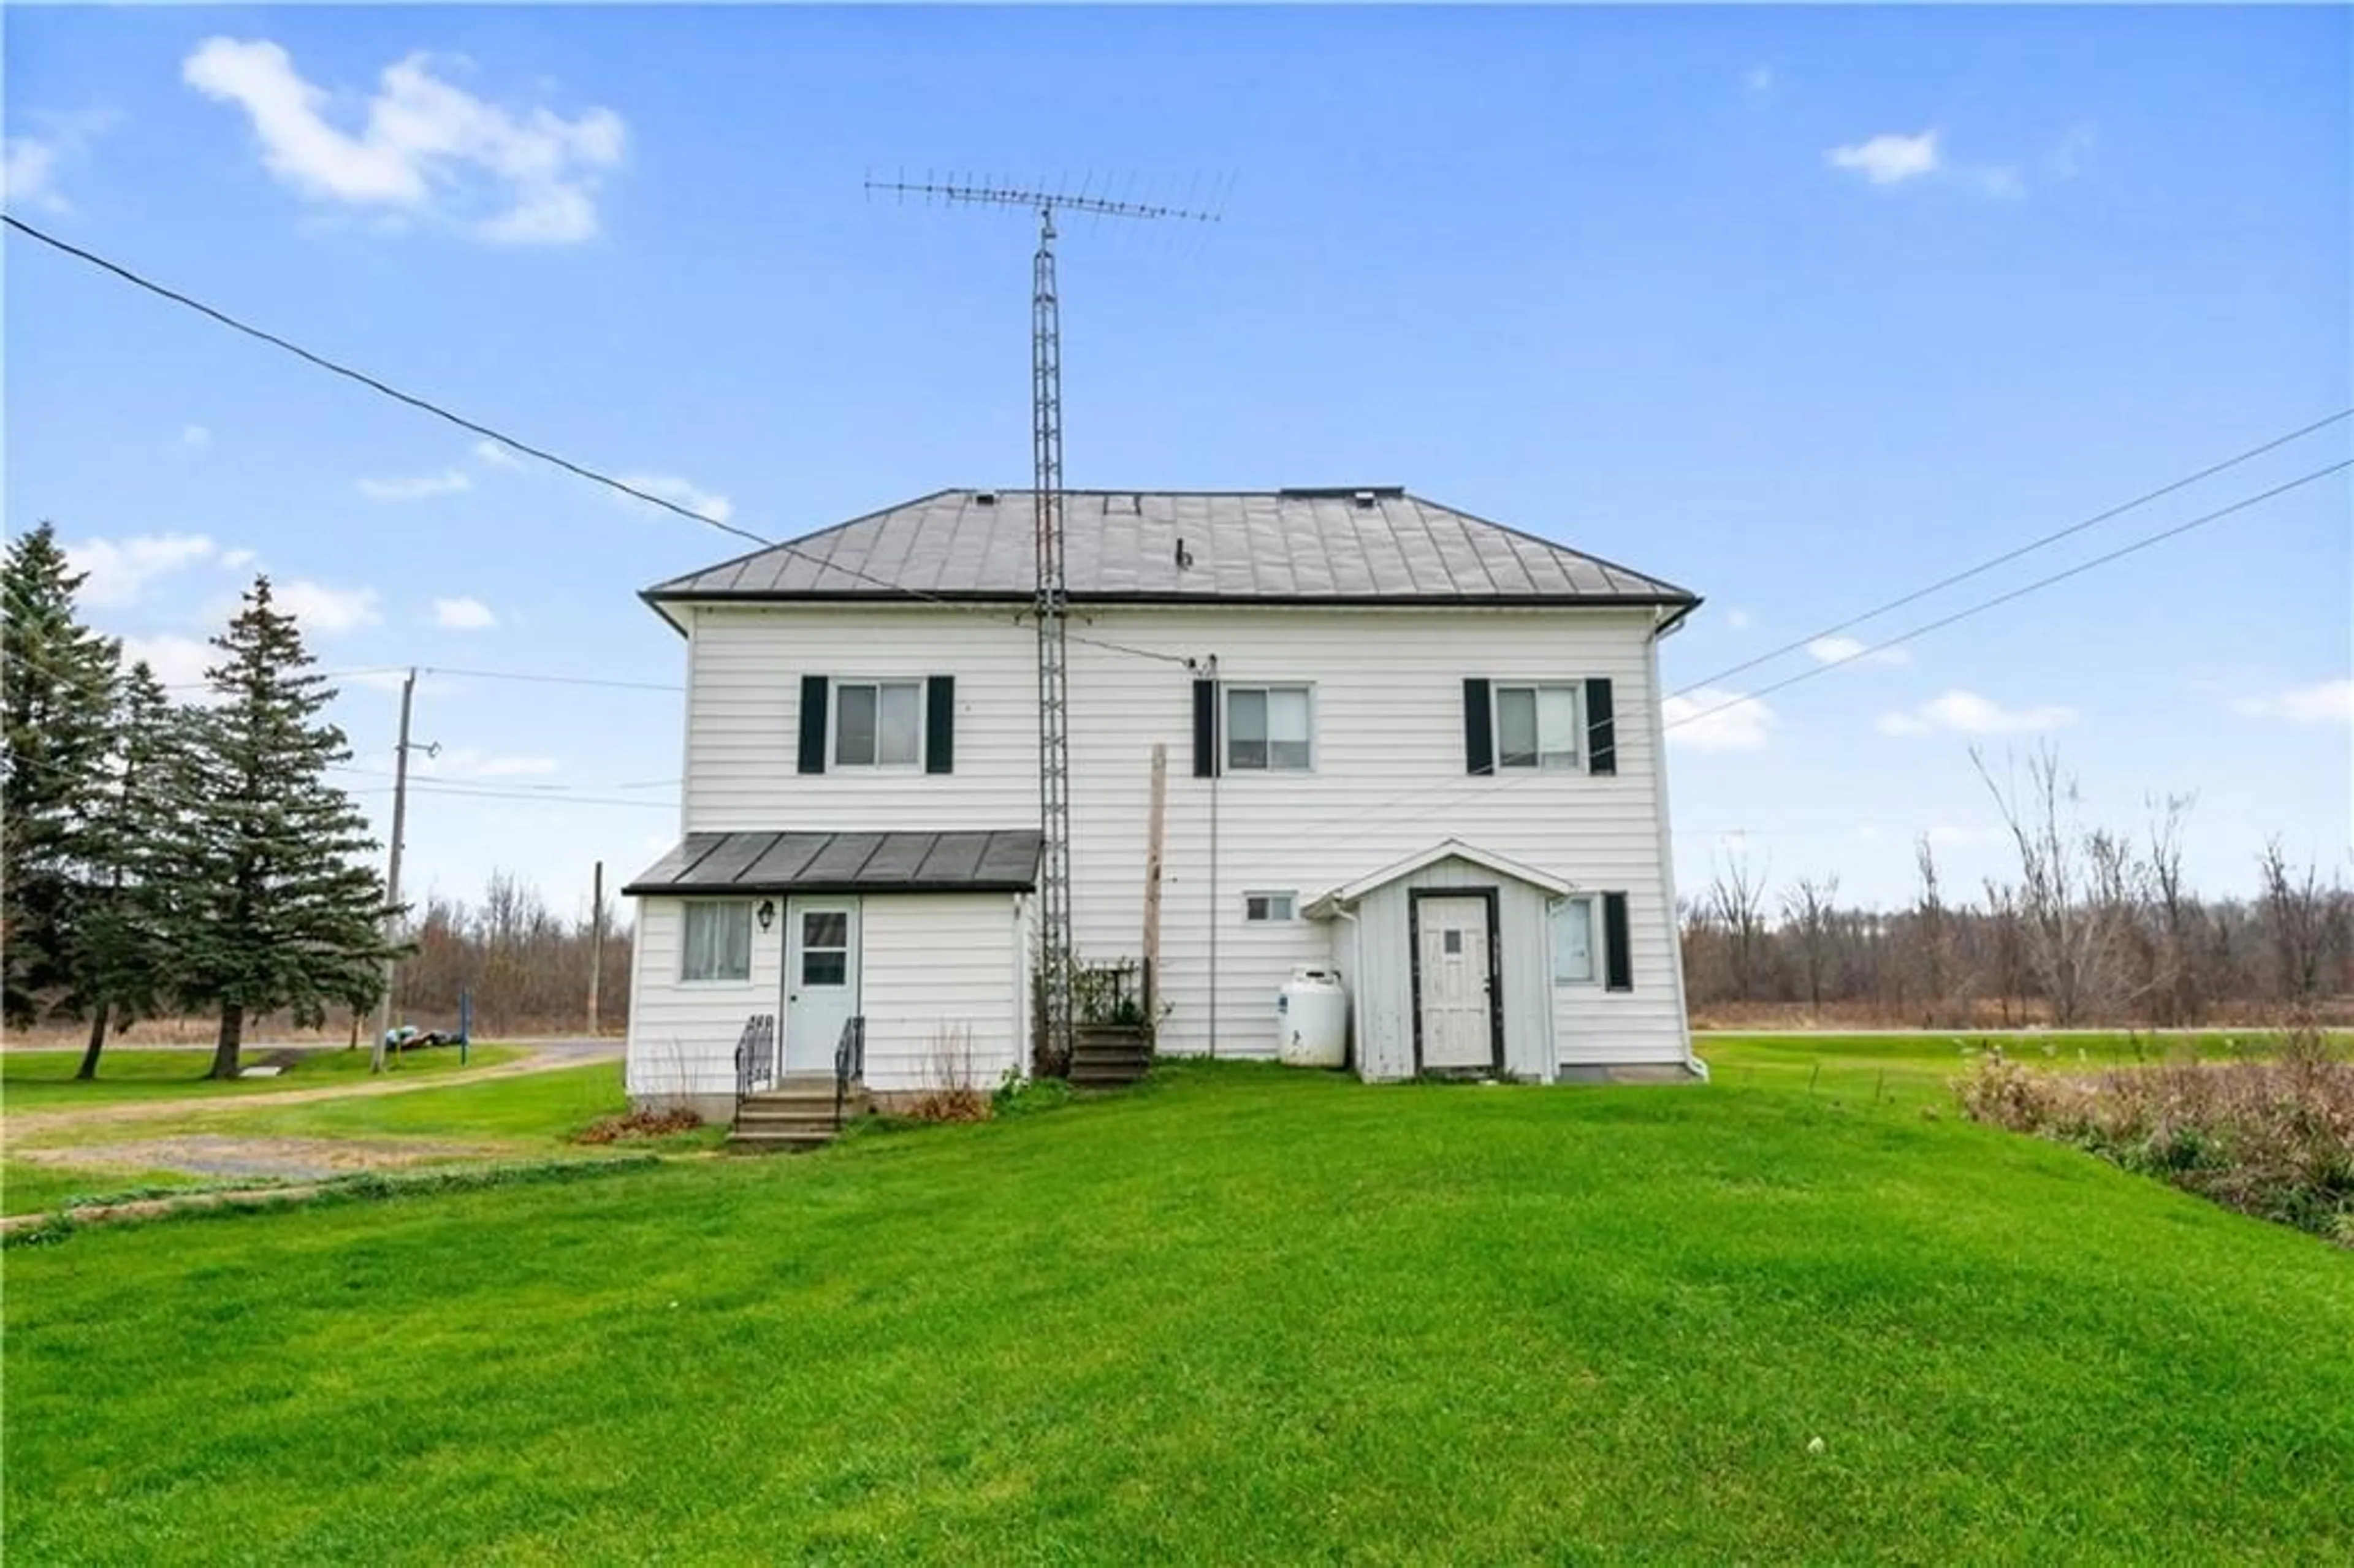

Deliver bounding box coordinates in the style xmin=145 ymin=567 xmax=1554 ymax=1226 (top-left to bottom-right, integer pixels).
xmin=1277 ymin=967 xmax=1349 ymax=1068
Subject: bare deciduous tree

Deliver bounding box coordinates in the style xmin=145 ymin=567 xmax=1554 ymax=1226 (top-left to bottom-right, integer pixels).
xmin=1707 ymin=850 xmax=1772 ymax=1002
xmin=1975 ymin=743 xmax=2135 ymax=1027
xmin=1780 ymin=874 xmax=1840 ymax=1013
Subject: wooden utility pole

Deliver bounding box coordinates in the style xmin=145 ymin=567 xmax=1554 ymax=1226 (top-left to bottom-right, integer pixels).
xmin=371 ymin=668 xmax=417 ymax=1073
xmin=1142 ymin=745 xmax=1167 ymax=1015
xmin=587 ymin=859 xmax=605 ymax=1037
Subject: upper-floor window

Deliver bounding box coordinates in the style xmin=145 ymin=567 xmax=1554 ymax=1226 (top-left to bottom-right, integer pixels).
xmin=1227 ymin=685 xmax=1313 ymax=772
xmin=834 ymin=680 xmax=923 ymax=769
xmin=1495 ymin=683 xmax=1580 ymax=771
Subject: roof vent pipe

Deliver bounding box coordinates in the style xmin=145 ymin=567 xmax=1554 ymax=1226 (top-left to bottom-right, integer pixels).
xmin=975 ymin=490 xmax=998 ymax=506
xmin=1352 ymin=490 xmax=1376 ymax=509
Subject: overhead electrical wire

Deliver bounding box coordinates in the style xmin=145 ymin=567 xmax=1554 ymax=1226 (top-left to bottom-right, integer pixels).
xmin=1668 ymin=407 xmax=2352 ymax=701
xmin=4 ymin=213 xmax=1191 ymax=669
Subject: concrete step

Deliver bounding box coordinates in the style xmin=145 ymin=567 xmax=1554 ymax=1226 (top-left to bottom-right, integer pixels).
xmin=735 ymin=1107 xmax=855 ymax=1130
xmin=742 ymin=1090 xmax=867 ymax=1112
xmin=1069 ymin=1069 xmax=1148 ymax=1089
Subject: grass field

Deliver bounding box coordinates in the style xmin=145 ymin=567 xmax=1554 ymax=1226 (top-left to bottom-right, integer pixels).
xmin=7 ymin=1053 xmax=2350 ymax=1564
xmin=1 ymin=1042 xmax=524 ymax=1111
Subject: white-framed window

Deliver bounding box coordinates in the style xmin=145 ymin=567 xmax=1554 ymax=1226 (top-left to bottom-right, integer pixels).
xmin=1244 ymin=891 xmax=1298 ymax=924
xmin=1550 ymin=895 xmax=1599 ymax=985
xmin=1226 ymin=685 xmax=1313 ymax=772
xmin=834 ymin=680 xmax=923 ymax=769
xmin=682 ymin=900 xmax=753 ymax=983
xmin=1495 ymin=683 xmax=1581 ymax=771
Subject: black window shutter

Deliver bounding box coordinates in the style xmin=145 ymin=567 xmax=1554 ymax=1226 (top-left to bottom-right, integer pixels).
xmin=797 ymin=675 xmax=829 ymax=774
xmin=1192 ymin=680 xmax=1219 ymax=777
xmin=1463 ymin=678 xmax=1493 ymax=775
xmin=925 ymin=676 xmax=955 ymax=775
xmin=1603 ymin=892 xmax=1633 ymax=992
xmin=1586 ymin=677 xmax=1617 ymax=775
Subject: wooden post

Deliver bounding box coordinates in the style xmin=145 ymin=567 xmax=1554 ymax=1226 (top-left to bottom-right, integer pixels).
xmin=1142 ymin=744 xmax=1167 ymax=1017
xmin=587 ymin=859 xmax=605 ymax=1037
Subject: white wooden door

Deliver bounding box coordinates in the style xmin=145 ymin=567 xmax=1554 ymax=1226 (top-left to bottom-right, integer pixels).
xmin=784 ymin=898 xmax=859 ymax=1073
xmin=1417 ymin=896 xmax=1495 ymax=1071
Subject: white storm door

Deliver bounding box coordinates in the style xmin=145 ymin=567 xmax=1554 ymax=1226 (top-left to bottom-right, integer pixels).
xmin=783 ymin=898 xmax=860 ymax=1073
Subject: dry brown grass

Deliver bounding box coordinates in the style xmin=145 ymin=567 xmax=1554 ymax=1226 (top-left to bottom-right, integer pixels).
xmin=904 ymin=1026 xmax=991 ymax=1123
xmin=1956 ymin=1027 xmax=2354 ymax=1244
xmin=571 ymin=1106 xmax=703 ymax=1144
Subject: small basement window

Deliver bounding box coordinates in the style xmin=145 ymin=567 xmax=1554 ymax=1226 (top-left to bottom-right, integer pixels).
xmin=1244 ymin=891 xmax=1297 ymax=924
xmin=681 ymin=900 xmax=753 ymax=983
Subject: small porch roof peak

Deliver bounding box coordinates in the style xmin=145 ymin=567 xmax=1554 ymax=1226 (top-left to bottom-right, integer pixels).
xmin=1302 ymin=839 xmax=1574 ymax=919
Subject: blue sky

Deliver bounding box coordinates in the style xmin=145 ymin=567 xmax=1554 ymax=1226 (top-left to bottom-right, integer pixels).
xmin=7 ymin=4 xmax=2348 ymax=919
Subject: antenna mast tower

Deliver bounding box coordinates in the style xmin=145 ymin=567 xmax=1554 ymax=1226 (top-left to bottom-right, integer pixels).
xmin=867 ymin=175 xmax=1217 ymax=1070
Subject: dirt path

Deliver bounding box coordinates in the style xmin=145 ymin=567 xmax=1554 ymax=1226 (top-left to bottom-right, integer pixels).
xmin=3 ymin=1042 xmax=621 ymax=1136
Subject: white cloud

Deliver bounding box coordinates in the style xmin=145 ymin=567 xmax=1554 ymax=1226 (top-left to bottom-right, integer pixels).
xmin=1827 ymin=130 xmax=1940 ymax=186
xmin=472 ymin=439 xmax=524 ymax=469
xmin=1723 ymin=608 xmax=1753 ymax=631
xmin=182 ymin=37 xmax=626 ymax=246
xmin=2233 ymin=679 xmax=2352 ymax=726
xmin=421 ymin=747 xmax=559 ymax=779
xmin=180 ymin=424 xmax=213 ymax=450
xmin=118 ymin=634 xmax=216 ymax=695
xmin=1663 ymin=687 xmax=1775 ymax=752
xmin=66 ymin=533 xmax=218 ymax=607
xmin=615 ymin=473 xmax=734 ymax=525
xmin=433 ymin=596 xmax=497 ymax=631
xmin=1807 ymin=634 xmax=1910 ymax=668
xmin=220 ymin=547 xmax=258 ymax=569
xmin=2045 ymin=123 xmax=2096 ymax=181
xmin=4 ymin=112 xmax=110 ymax=214
xmin=1925 ymin=822 xmax=2008 ymax=848
xmin=357 ymin=468 xmax=471 ymax=502
xmin=1975 ymin=166 xmax=2025 ymax=200
xmin=1878 ymin=689 xmax=2077 ymax=737
xmin=275 ymin=580 xmax=381 ymax=634
xmin=1744 ymin=65 xmax=1775 ymax=101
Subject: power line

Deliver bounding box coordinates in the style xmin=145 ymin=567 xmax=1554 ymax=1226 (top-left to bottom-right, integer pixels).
xmin=417 ymin=664 xmax=683 ymax=694
xmin=4 ymin=213 xmax=1192 ymax=671
xmin=1663 ymin=457 xmax=2350 ymax=734
xmin=1265 ymin=458 xmax=2350 ymax=854
xmin=1670 ymin=408 xmax=2352 ymax=700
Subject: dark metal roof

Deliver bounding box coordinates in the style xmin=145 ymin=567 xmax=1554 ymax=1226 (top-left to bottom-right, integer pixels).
xmin=622 ymin=829 xmax=1042 ymax=897
xmin=643 ymin=489 xmax=1697 ymax=608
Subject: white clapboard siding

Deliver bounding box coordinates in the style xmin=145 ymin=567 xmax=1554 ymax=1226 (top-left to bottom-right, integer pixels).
xmin=859 ymin=894 xmax=1028 ymax=1093
xmin=625 ymin=896 xmax=781 ymax=1098
xmin=663 ymin=601 xmax=1689 ymax=1070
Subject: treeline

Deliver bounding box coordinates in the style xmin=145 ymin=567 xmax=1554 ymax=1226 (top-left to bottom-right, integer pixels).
xmin=395 ymin=871 xmax=633 ymax=1038
xmin=1685 ymin=747 xmax=2354 ymax=1027
xmin=2 ymin=524 xmax=394 ymax=1078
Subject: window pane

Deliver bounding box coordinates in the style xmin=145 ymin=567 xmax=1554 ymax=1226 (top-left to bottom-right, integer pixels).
xmin=878 ymin=683 xmax=921 ymax=766
xmin=718 ymin=904 xmax=751 ymax=980
xmin=684 ymin=903 xmax=751 ymax=982
xmin=1537 ymin=687 xmax=1579 ymax=769
xmin=1246 ymin=895 xmax=1269 ymax=921
xmin=802 ymin=911 xmax=847 ymax=949
xmin=1267 ymin=689 xmax=1310 ymax=743
xmin=1227 ymin=689 xmax=1267 ymax=770
xmin=802 ymin=951 xmax=847 ymax=986
xmin=1553 ymin=899 xmax=1595 ymax=983
xmin=1497 ymin=688 xmax=1538 ymax=769
xmin=836 ymin=684 xmax=877 ymax=766
xmin=1444 ymin=929 xmax=1463 ymax=955
xmin=1270 ymin=893 xmax=1294 ymax=921
xmin=1268 ymin=739 xmax=1311 ymax=771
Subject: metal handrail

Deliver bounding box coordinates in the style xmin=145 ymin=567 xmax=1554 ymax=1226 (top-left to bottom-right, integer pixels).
xmin=834 ymin=1015 xmax=866 ymax=1130
xmin=733 ymin=1013 xmax=776 ymax=1109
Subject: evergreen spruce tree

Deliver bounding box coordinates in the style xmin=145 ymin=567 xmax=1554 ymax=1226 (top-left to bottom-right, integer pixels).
xmin=180 ymin=577 xmax=396 ymax=1078
xmin=73 ymin=661 xmax=197 ymax=1078
xmin=2 ymin=522 xmax=121 ymax=1028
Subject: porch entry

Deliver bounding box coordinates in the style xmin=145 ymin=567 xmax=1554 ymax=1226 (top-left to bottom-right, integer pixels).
xmin=1412 ymin=891 xmax=1499 ymax=1073
xmin=783 ymin=897 xmax=861 ymax=1073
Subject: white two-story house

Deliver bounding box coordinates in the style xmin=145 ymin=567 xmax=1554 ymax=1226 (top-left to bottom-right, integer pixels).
xmin=623 ymin=487 xmax=1703 ymax=1114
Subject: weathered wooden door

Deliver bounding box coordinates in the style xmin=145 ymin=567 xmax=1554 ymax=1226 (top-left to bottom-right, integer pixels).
xmin=1415 ymin=895 xmax=1495 ymax=1072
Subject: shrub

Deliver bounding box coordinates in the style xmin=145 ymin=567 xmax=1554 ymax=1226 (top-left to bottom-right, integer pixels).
xmin=1955 ymin=1029 xmax=2354 ymax=1244
xmin=907 ymin=1026 xmax=990 ymax=1123
xmin=573 ymin=1107 xmax=703 ymax=1144
xmin=992 ymin=1070 xmax=1074 ymax=1119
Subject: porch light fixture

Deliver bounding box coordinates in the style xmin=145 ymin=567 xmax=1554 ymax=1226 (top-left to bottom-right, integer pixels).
xmin=755 ymin=899 xmax=776 ymax=933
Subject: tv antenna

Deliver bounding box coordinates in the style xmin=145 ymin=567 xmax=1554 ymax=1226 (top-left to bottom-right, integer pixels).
xmin=866 ymin=172 xmax=1223 ymax=1073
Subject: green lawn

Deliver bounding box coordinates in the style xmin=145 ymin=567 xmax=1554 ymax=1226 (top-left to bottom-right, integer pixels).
xmin=1 ymin=1160 xmax=213 ymax=1217
xmin=1696 ymin=1028 xmax=2328 ymax=1111
xmin=1 ymin=1042 xmax=524 ymax=1110
xmin=7 ymin=1059 xmax=2350 ymax=1564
